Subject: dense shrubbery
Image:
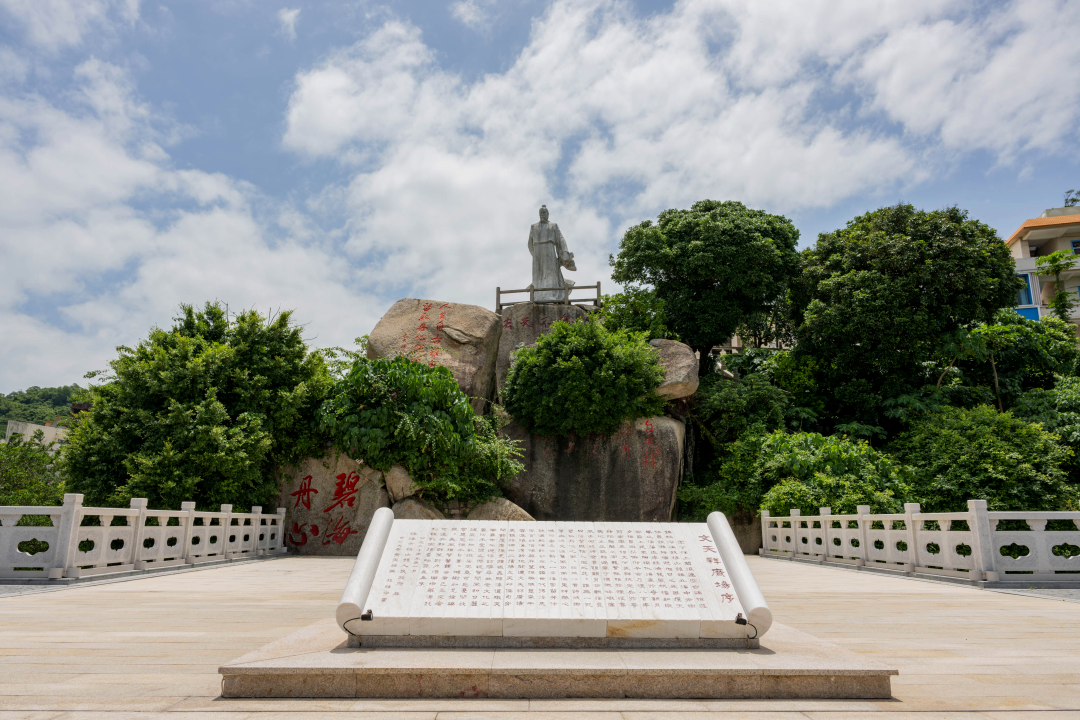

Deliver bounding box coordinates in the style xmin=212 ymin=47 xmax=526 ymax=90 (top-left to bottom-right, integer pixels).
xmin=64 ymin=303 xmax=332 ymax=511
xmin=320 ymin=355 xmax=522 ymax=507
xmin=679 ymin=430 xmax=910 ymax=521
xmin=502 ymin=318 xmax=665 ymax=437
xmin=888 ymin=405 xmax=1078 ymax=512
xmin=597 ymin=287 xmax=676 ymax=341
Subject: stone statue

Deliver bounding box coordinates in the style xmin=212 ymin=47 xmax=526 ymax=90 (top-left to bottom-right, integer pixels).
xmin=528 ymin=205 xmax=576 ymax=302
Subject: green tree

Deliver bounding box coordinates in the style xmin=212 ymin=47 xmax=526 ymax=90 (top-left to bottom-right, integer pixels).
xmin=694 ymin=374 xmax=787 ymax=449
xmin=0 ymin=384 xmax=81 ymax=440
xmin=597 ymin=286 xmax=676 ymax=341
xmin=64 ymin=302 xmax=332 ymax=511
xmin=887 ymin=405 xmax=1077 ymax=512
xmin=1013 ymin=375 xmax=1080 ymax=485
xmin=0 ymin=430 xmax=65 ymax=507
xmin=965 ymin=310 xmax=1079 ymax=410
xmin=611 ymin=200 xmax=800 ymax=374
xmin=502 ymin=319 xmax=665 ymax=437
xmin=791 ymin=204 xmax=1022 ymax=431
xmin=1035 ymin=250 xmax=1079 ymax=322
xmin=1065 ymin=189 xmax=1079 ymax=207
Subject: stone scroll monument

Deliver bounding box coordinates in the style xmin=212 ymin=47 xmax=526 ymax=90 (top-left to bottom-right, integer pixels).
xmin=528 ymin=205 xmax=577 ymax=302
xmin=336 ymin=509 xmax=773 ymax=648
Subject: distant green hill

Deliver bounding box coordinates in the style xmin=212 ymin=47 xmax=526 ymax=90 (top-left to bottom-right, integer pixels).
xmin=0 ymin=385 xmax=81 ymax=440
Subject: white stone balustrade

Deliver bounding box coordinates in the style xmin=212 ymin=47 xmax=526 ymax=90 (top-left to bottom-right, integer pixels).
xmin=760 ymin=500 xmax=1080 ymax=582
xmin=0 ymin=493 xmax=287 ymax=581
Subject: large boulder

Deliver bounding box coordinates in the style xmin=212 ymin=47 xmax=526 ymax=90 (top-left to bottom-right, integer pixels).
xmin=278 ymin=451 xmax=390 ymax=556
xmin=495 ymin=301 xmax=590 ymax=391
xmin=392 ymin=497 xmax=445 ymax=520
xmin=650 ymin=339 xmax=699 ymax=399
xmin=368 ymin=298 xmax=502 ymax=414
xmin=384 ymin=465 xmax=418 ymax=503
xmin=500 ymin=416 xmax=685 ymax=522
xmin=466 ymin=497 xmax=535 ymax=521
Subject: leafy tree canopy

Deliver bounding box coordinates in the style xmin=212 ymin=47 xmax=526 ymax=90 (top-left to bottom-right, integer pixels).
xmin=791 ymin=204 xmax=1022 ymax=430
xmin=887 ymin=405 xmax=1077 ymax=512
xmin=695 ymin=374 xmax=787 ymax=450
xmin=502 ymin=318 xmax=665 ymax=437
xmin=64 ymin=302 xmax=332 ymax=511
xmin=597 ymin=286 xmax=677 ymax=341
xmin=611 ymin=200 xmax=800 ymax=373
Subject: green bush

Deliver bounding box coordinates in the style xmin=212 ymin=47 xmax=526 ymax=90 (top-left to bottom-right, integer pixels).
xmin=888 ymin=405 xmax=1078 ymax=512
xmin=679 ymin=430 xmax=909 ymax=521
xmin=502 ymin=318 xmax=666 ymax=437
xmin=756 ymin=432 xmax=911 ymax=515
xmin=64 ymin=302 xmax=332 ymax=511
xmin=319 ymin=356 xmax=522 ymax=506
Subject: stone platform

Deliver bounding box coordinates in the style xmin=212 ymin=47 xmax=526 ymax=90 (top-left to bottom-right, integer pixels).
xmin=219 ymin=617 xmax=896 ymax=699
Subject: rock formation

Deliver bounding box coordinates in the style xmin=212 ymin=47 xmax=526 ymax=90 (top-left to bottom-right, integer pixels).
xmin=650 ymin=339 xmax=699 ymax=399
xmin=500 ymin=416 xmax=685 ymax=522
xmin=392 ymin=497 xmax=445 ymax=520
xmin=466 ymin=497 xmax=535 ymax=521
xmin=367 ymin=298 xmax=502 ymax=414
xmin=495 ymin=301 xmax=590 ymax=390
xmin=277 ymin=452 xmax=389 ymax=556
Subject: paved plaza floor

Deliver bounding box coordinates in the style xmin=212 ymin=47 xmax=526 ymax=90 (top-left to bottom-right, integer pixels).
xmin=1 ymin=554 xmax=1078 ymax=719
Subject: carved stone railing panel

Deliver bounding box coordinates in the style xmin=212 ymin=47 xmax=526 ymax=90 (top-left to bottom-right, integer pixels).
xmin=0 ymin=494 xmax=286 ymax=581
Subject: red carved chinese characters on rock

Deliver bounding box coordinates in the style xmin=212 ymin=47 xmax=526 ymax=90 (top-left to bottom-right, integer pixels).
xmin=290 ymin=475 xmax=317 ymax=510
xmin=324 ymin=472 xmax=360 ymax=512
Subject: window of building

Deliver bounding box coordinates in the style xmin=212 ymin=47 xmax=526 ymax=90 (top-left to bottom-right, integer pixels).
xmin=1017 ymin=274 xmax=1033 ymax=306
xmin=1073 ymin=239 xmax=1080 ymax=255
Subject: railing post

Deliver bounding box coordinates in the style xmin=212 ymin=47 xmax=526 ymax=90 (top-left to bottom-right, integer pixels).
xmin=529 ymin=286 xmax=535 ymax=303
xmin=221 ymin=504 xmax=234 ymax=558
xmin=903 ymin=502 xmax=919 ymax=573
xmin=968 ymin=499 xmax=995 ymax=581
xmin=819 ymin=507 xmax=831 ymax=559
xmin=250 ymin=506 xmax=262 ymax=556
xmin=856 ymin=505 xmax=871 ymax=566
xmin=181 ymin=501 xmax=197 ymax=564
xmin=760 ymin=510 xmax=769 ymax=554
xmin=596 ymin=281 xmax=601 ymax=307
xmin=129 ymin=498 xmax=148 ymax=569
xmin=276 ymin=507 xmax=287 ymax=552
xmin=788 ymin=508 xmax=800 ymax=558
xmin=496 ymin=287 xmax=501 ymax=314
xmin=52 ymin=493 xmax=83 ymax=579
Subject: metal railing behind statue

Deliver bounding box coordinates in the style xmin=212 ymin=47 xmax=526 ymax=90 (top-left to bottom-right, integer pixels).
xmin=760 ymin=500 xmax=1080 ymax=584
xmin=495 ymin=282 xmax=602 ymax=315
xmin=0 ymin=493 xmax=287 ymax=581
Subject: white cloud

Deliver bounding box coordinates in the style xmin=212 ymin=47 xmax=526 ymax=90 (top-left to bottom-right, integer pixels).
xmin=278 ymin=7 xmax=300 ymax=42
xmin=451 ymin=0 xmax=490 ymax=31
xmin=280 ymin=0 xmax=1080 ymax=316
xmin=0 ymin=61 xmax=379 ymax=391
xmin=0 ymin=0 xmax=140 ymax=51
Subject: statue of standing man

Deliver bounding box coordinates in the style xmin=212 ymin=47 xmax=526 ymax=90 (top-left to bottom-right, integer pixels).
xmin=528 ymin=205 xmax=576 ymax=302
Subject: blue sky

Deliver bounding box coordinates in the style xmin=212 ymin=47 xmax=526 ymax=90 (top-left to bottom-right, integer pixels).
xmin=1 ymin=0 xmax=1078 ymax=392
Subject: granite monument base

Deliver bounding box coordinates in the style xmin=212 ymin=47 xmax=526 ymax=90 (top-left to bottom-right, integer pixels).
xmin=219 ymin=618 xmax=896 ymax=699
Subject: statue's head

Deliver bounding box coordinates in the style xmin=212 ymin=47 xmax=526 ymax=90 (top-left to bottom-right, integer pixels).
xmin=539 ymin=205 xmax=549 ymax=222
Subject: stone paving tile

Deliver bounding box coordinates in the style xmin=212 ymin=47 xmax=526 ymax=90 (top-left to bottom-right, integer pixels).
xmin=1 ymin=556 xmax=1080 ymax=716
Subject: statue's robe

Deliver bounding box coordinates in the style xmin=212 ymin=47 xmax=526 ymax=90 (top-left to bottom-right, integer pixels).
xmin=528 ymin=221 xmax=575 ymax=302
